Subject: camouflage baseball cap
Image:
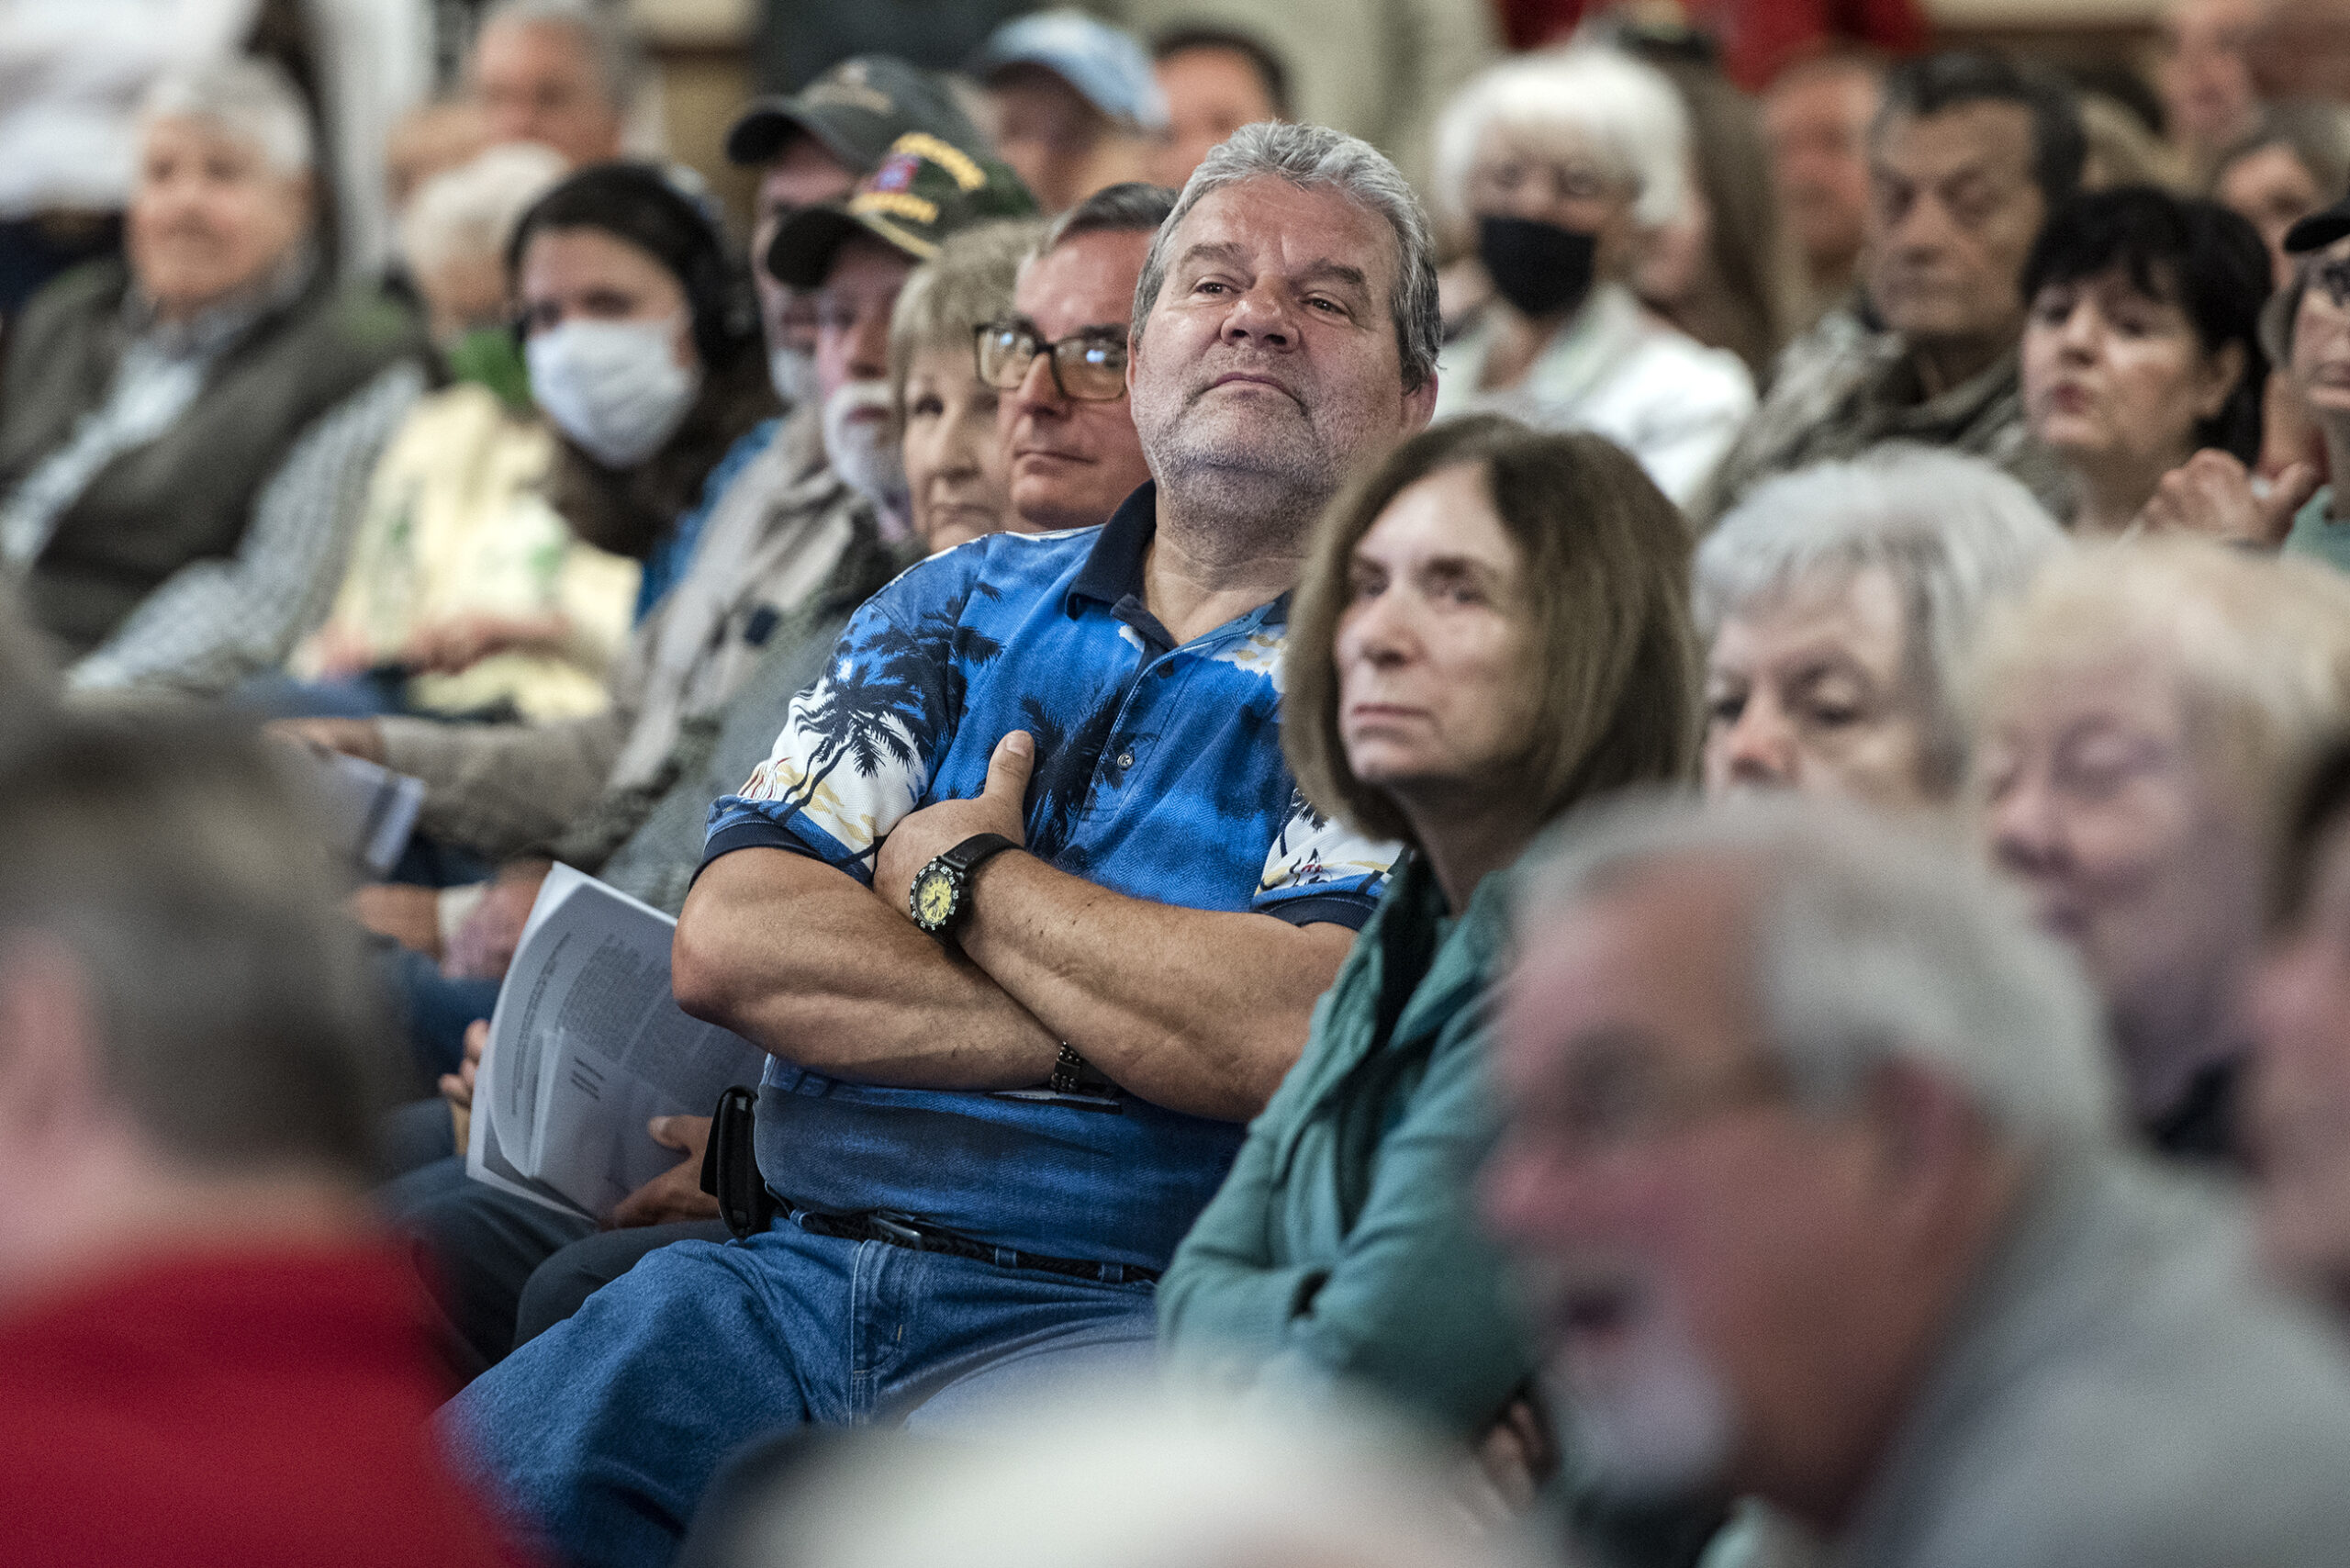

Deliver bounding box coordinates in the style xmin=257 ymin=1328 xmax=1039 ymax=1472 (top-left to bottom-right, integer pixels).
xmin=765 ymin=131 xmax=1037 ymax=288
xmin=724 ymin=55 xmax=985 ymax=171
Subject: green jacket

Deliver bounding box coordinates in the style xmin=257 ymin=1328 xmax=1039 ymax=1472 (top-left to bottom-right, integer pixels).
xmin=1158 ymin=852 xmax=1536 ymax=1439
xmin=2285 ymin=484 xmax=2350 ymax=577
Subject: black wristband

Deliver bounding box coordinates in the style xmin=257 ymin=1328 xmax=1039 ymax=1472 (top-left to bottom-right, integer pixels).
xmin=943 ymin=831 xmax=1019 ymax=878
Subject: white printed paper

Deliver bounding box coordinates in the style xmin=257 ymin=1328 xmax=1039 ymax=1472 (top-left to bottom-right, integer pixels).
xmin=466 ymin=864 xmax=768 ymax=1220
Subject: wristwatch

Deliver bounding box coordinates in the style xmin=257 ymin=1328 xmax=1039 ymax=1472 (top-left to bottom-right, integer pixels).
xmin=909 ymin=832 xmax=1018 ymax=943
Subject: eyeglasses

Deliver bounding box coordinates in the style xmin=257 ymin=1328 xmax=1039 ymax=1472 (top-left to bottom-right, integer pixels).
xmin=973 ymin=319 xmax=1128 ymax=401
xmin=1470 ymin=158 xmax=1619 ymax=207
xmin=1503 ymin=1044 xmax=1787 ymax=1165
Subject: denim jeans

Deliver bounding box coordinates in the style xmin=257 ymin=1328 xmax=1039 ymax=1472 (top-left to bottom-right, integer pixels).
xmin=443 ymin=1216 xmax=1158 ymax=1568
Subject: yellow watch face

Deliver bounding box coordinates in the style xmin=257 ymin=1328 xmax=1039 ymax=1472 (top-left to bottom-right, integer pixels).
xmin=915 ymin=868 xmax=957 ymax=926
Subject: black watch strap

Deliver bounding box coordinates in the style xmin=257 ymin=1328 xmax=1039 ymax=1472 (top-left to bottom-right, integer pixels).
xmin=942 ymin=832 xmax=1018 ymax=876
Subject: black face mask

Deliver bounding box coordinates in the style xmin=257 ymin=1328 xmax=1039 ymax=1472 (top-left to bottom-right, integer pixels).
xmin=1478 ymin=216 xmax=1599 ymax=320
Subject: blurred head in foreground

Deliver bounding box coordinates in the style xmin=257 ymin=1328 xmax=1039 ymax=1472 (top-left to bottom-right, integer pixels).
xmin=0 ymin=694 xmax=520 ymax=1562
xmin=1484 ymin=794 xmax=2110 ymax=1515
xmin=0 ymin=711 xmax=394 ymax=1305
xmin=2253 ymin=736 xmax=2350 ymax=1305
xmin=1971 ymin=543 xmax=2350 ymax=1152
xmin=720 ymin=1384 xmax=1545 ymax=1568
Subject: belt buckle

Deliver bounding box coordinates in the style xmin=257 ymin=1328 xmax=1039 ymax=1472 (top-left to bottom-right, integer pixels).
xmin=867 ymin=1215 xmax=928 ymax=1250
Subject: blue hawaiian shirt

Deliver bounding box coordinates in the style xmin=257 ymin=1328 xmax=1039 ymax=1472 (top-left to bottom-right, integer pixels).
xmin=700 ymin=484 xmax=1400 ymax=1271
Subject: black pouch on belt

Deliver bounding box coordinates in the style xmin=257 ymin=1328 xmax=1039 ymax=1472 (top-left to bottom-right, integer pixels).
xmin=699 ymin=1085 xmax=778 ymax=1240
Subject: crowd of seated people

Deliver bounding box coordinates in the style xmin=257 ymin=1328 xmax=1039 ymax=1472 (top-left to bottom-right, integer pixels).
xmin=29 ymin=6 xmax=2350 ymax=1566
xmin=0 ymin=59 xmax=428 ymax=697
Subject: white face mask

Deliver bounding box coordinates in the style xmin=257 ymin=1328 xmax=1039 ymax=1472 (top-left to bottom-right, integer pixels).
xmin=769 ymin=344 xmax=821 ymax=408
xmin=526 ymin=315 xmax=700 ymax=469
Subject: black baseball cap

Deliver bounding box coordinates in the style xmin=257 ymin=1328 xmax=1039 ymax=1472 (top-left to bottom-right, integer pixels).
xmin=2287 ymin=195 xmax=2350 ymax=256
xmin=767 ymin=132 xmax=1036 ymax=289
xmin=725 ymin=55 xmax=987 ymax=171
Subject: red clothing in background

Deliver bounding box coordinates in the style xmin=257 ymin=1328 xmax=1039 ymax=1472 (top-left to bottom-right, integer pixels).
xmin=1497 ymin=0 xmax=1928 ymax=88
xmin=0 ymin=1241 xmax=533 ymax=1568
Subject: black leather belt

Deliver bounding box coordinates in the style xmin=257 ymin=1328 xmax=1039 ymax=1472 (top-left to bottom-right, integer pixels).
xmin=787 ymin=1205 xmax=1159 ymax=1285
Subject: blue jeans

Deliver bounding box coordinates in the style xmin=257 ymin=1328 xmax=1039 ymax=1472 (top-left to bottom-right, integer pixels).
xmin=443 ymin=1216 xmax=1158 ymax=1568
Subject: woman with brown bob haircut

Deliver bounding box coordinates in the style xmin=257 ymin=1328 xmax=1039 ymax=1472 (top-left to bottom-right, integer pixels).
xmin=1160 ymin=413 xmax=1700 ymax=1459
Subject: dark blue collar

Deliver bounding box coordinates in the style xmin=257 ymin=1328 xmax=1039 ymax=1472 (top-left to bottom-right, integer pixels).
xmin=1061 ymin=479 xmax=1293 ymax=655
xmin=1065 ymin=481 xmax=1157 ymax=614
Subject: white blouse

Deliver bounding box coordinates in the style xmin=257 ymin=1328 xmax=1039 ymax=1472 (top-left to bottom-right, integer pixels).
xmin=1433 ymin=283 xmax=1757 ymax=509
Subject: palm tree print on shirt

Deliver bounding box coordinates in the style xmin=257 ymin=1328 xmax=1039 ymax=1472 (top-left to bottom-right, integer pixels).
xmin=777 ymin=582 xmax=1005 ymax=863
xmin=1018 ymin=690 xmax=1147 ymax=866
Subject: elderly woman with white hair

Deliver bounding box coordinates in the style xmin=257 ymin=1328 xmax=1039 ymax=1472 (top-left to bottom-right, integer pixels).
xmin=277 ymin=142 xmax=640 ymax=722
xmin=1698 ymin=448 xmax=2066 ymax=810
xmin=0 ymin=58 xmax=427 ymax=696
xmin=1974 ymin=542 xmax=2350 ymax=1165
xmin=1428 ymin=48 xmax=1755 ymax=508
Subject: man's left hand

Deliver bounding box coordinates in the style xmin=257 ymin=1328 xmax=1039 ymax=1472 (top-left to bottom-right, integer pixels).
xmin=873 ymin=730 xmax=1034 ymax=919
xmin=605 ymin=1114 xmax=720 ymax=1229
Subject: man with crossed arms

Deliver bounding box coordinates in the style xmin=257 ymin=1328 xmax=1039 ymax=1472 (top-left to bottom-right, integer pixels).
xmin=449 ymin=121 xmax=1438 ymax=1568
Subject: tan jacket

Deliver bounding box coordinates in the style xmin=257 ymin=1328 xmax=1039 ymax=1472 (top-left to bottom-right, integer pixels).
xmin=379 ymin=407 xmax=869 ymax=858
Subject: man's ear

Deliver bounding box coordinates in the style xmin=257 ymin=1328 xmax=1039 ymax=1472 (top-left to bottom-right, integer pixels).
xmin=1402 ymin=370 xmax=1438 ymax=435
xmin=0 ymin=934 xmax=108 ymax=1164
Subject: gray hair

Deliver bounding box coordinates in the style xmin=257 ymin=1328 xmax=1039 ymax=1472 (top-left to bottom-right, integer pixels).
xmin=1515 ymin=792 xmax=2119 ymax=1147
xmin=1131 ymin=121 xmax=1440 ymax=393
xmin=0 ymin=714 xmax=397 ymax=1181
xmin=890 ymin=217 xmax=1047 ymax=408
xmin=1967 ymin=540 xmax=2350 ymax=832
xmin=1042 ymin=180 xmax=1178 ymax=254
xmin=1696 ymin=449 xmax=2066 ymax=793
xmin=1429 ymin=47 xmax=1690 ymax=232
xmin=397 ymin=141 xmax=568 ymax=282
xmin=476 ymin=0 xmax=643 ymax=111
xmin=138 ymin=57 xmax=315 ymax=175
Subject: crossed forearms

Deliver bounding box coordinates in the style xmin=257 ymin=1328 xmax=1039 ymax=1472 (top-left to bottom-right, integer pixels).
xmin=674 ymin=848 xmax=1061 ymax=1091
xmin=673 ymin=846 xmax=1348 ymax=1121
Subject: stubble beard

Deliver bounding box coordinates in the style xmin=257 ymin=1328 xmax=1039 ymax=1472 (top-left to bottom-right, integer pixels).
xmin=1136 ymin=381 xmax=1345 ymax=562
